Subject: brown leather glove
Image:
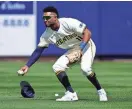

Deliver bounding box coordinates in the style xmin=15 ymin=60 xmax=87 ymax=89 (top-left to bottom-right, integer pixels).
xmin=66 ymin=46 xmax=82 ymax=64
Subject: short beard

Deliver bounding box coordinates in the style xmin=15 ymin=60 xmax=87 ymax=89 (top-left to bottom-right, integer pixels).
xmin=45 ymin=23 xmax=54 ymax=27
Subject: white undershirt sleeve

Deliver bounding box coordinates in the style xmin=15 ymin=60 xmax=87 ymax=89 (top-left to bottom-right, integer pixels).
xmin=38 ymin=29 xmax=50 ymax=47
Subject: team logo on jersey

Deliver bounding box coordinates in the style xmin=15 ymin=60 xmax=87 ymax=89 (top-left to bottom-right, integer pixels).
xmin=56 ymin=33 xmax=82 ymax=46
xmin=79 ymin=23 xmax=83 ymax=28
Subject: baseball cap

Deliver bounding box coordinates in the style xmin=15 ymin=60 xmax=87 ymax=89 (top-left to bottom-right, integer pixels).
xmin=20 ymin=81 xmax=35 ymax=98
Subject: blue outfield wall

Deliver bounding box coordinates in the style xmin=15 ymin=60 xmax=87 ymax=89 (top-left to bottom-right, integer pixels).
xmin=37 ymin=1 xmax=132 ymax=56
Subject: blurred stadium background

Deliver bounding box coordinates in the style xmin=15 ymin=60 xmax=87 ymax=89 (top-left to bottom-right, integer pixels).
xmin=0 ymin=1 xmax=132 ymax=109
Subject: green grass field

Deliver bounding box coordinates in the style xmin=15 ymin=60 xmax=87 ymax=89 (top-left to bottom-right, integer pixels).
xmin=0 ymin=60 xmax=132 ymax=109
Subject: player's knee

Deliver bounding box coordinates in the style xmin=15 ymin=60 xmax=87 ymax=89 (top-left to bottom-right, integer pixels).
xmin=82 ymin=70 xmax=93 ymax=76
xmin=81 ymin=65 xmax=92 ymax=76
xmin=52 ymin=63 xmax=66 ymax=73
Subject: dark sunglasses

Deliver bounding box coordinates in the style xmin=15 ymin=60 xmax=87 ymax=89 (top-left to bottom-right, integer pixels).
xmin=43 ymin=15 xmax=57 ymax=20
xmin=42 ymin=16 xmax=52 ymax=20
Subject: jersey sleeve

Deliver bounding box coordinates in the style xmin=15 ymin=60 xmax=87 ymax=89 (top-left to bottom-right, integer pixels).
xmin=38 ymin=29 xmax=50 ymax=47
xmin=67 ymin=18 xmax=86 ymax=35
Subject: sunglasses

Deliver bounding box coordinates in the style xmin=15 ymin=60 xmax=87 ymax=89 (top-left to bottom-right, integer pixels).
xmin=42 ymin=15 xmax=57 ymax=20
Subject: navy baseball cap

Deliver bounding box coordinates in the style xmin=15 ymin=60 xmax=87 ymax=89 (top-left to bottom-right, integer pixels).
xmin=20 ymin=81 xmax=35 ymax=98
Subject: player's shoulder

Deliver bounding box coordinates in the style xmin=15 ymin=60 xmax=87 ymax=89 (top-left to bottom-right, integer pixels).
xmin=59 ymin=17 xmax=82 ymax=29
xmin=59 ymin=17 xmax=85 ymax=27
xmin=59 ymin=17 xmax=79 ymax=23
xmin=44 ymin=27 xmax=54 ymax=34
xmin=41 ymin=27 xmax=53 ymax=38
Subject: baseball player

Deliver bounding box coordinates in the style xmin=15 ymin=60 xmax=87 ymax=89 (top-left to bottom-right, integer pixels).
xmin=18 ymin=6 xmax=108 ymax=101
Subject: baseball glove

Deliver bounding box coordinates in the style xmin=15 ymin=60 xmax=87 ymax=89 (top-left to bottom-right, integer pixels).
xmin=66 ymin=46 xmax=82 ymax=64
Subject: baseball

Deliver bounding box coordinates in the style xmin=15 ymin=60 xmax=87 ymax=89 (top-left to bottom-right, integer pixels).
xmin=17 ymin=70 xmax=25 ymax=75
xmin=55 ymin=93 xmax=59 ymax=97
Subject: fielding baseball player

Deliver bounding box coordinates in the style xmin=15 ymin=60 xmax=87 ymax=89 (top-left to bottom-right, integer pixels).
xmin=18 ymin=6 xmax=108 ymax=101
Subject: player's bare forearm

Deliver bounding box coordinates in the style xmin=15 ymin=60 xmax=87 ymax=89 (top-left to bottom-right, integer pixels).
xmin=82 ymin=27 xmax=91 ymax=43
xmin=80 ymin=28 xmax=91 ymax=50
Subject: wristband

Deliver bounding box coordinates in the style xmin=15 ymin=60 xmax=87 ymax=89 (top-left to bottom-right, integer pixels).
xmin=80 ymin=41 xmax=87 ymax=50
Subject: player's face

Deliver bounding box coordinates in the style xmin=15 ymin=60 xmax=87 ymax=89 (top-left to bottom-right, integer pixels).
xmin=43 ymin=12 xmax=57 ymax=27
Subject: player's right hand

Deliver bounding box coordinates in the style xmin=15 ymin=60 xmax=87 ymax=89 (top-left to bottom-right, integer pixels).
xmin=17 ymin=65 xmax=29 ymax=76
